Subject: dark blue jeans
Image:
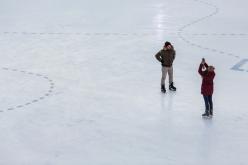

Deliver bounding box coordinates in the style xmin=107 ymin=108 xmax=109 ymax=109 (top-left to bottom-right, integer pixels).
xmin=203 ymin=95 xmax=213 ymax=111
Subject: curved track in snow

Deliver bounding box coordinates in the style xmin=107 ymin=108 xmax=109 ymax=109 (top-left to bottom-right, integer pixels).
xmin=178 ymin=0 xmax=240 ymax=59
xmin=0 ymin=67 xmax=54 ymax=112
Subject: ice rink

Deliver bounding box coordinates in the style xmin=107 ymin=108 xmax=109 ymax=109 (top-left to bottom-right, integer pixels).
xmin=0 ymin=0 xmax=248 ymax=164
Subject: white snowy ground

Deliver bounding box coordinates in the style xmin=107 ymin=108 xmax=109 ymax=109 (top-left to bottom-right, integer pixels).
xmin=0 ymin=0 xmax=248 ymax=164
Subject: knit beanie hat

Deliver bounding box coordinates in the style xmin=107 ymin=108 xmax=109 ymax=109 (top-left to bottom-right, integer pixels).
xmin=164 ymin=41 xmax=171 ymax=47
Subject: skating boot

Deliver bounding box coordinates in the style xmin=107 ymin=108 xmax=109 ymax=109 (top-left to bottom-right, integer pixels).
xmin=169 ymin=82 xmax=176 ymax=91
xmin=209 ymin=109 xmax=213 ymax=117
xmin=161 ymin=85 xmax=166 ymax=93
xmin=202 ymin=110 xmax=210 ymax=118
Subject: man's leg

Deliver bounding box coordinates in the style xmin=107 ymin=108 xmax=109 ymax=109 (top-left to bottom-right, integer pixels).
xmin=168 ymin=67 xmax=173 ymax=84
xmin=168 ymin=67 xmax=176 ymax=91
xmin=161 ymin=67 xmax=168 ymax=85
xmin=161 ymin=67 xmax=168 ymax=92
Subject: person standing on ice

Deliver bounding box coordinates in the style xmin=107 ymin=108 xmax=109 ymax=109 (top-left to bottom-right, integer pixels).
xmin=198 ymin=58 xmax=215 ymax=117
xmin=155 ymin=41 xmax=177 ymax=93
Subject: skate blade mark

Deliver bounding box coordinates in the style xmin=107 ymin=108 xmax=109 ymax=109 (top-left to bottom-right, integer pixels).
xmin=178 ymin=0 xmax=241 ymax=60
xmin=0 ymin=67 xmax=55 ymax=113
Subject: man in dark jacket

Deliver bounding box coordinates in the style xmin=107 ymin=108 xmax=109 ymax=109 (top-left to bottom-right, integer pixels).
xmin=198 ymin=58 xmax=215 ymax=117
xmin=155 ymin=41 xmax=176 ymax=93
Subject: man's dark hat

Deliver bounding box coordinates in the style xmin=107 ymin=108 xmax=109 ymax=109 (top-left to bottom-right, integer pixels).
xmin=164 ymin=41 xmax=171 ymax=47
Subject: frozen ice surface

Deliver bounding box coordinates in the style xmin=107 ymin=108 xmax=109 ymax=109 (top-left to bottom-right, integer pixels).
xmin=0 ymin=0 xmax=248 ymax=164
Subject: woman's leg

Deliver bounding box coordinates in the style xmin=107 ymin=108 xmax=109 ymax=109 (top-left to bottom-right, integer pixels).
xmin=203 ymin=95 xmax=210 ymax=115
xmin=208 ymin=95 xmax=213 ymax=115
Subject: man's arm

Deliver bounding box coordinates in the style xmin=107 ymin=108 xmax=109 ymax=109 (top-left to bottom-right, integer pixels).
xmin=155 ymin=51 xmax=162 ymax=62
xmin=172 ymin=50 xmax=176 ymax=61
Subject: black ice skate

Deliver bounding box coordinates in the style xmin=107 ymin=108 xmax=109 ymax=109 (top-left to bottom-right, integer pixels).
xmin=169 ymin=82 xmax=176 ymax=91
xmin=161 ymin=85 xmax=166 ymax=93
xmin=209 ymin=109 xmax=213 ymax=117
xmin=202 ymin=110 xmax=210 ymax=118
xmin=202 ymin=113 xmax=209 ymax=117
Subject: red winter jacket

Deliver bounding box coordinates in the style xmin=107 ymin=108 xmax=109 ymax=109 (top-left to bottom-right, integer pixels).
xmin=198 ymin=63 xmax=215 ymax=96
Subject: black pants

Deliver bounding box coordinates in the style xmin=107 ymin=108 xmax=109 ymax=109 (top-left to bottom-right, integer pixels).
xmin=203 ymin=95 xmax=213 ymax=111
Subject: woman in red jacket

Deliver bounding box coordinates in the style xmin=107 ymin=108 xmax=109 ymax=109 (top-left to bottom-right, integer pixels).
xmin=198 ymin=58 xmax=215 ymax=117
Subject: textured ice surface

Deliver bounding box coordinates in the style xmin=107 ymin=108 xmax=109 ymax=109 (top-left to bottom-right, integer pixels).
xmin=0 ymin=0 xmax=247 ymax=164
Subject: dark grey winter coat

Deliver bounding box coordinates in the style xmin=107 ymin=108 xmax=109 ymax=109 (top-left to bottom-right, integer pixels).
xmin=155 ymin=48 xmax=176 ymax=67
